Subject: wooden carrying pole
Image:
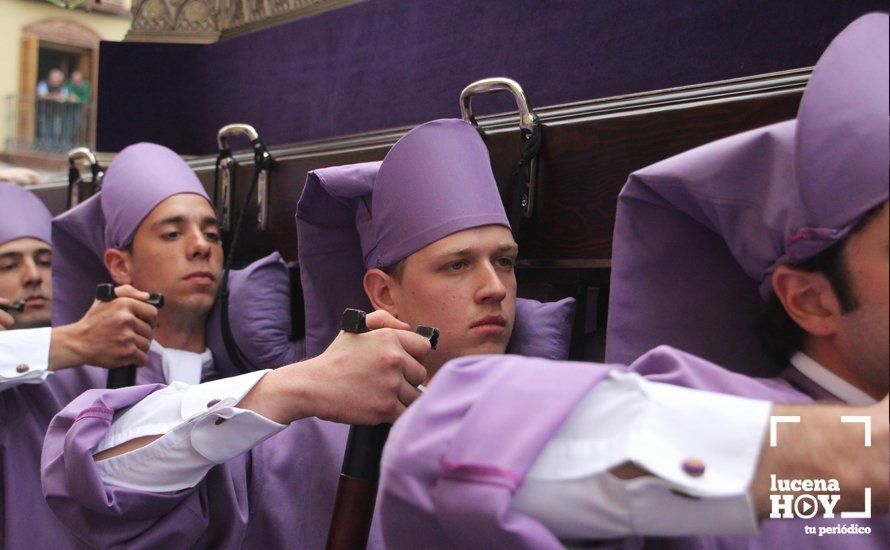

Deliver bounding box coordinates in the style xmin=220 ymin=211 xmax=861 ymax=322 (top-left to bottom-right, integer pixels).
xmin=326 ymin=309 xmax=438 ymax=550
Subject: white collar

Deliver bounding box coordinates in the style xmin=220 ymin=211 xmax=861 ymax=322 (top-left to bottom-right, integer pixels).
xmin=150 ymin=340 xmax=213 ymax=385
xmin=789 ymin=352 xmax=876 ymax=406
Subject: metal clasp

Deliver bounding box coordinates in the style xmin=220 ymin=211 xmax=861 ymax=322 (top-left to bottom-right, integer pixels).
xmin=216 ymin=123 xmax=273 ymax=231
xmin=459 ymin=77 xmax=541 ymax=219
xmin=66 ymin=147 xmax=104 ymax=209
xmin=460 ymin=77 xmax=538 ymax=134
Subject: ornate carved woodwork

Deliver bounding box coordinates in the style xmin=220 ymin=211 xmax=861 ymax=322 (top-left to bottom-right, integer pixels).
xmin=126 ymin=0 xmax=362 ymax=43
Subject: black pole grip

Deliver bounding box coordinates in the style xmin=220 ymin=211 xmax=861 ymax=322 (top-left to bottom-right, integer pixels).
xmin=96 ymin=284 xmax=163 ymax=389
xmin=337 ymin=309 xmax=438 ymax=481
xmin=0 ymin=300 xmax=25 ymax=313
xmin=327 ymin=309 xmax=438 ymax=549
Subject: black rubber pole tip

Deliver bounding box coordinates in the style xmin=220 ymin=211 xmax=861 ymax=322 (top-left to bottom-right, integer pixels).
xmin=341 ymin=308 xmax=369 ymax=334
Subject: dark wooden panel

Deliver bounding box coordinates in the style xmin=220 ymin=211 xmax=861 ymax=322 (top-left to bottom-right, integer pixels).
xmin=518 ymin=93 xmax=801 ymax=259
xmin=186 ymin=74 xmax=803 ymax=269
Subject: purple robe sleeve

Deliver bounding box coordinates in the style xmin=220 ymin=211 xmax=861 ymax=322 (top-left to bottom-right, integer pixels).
xmin=41 ymin=384 xmax=252 ymax=548
xmin=380 ymin=353 xmax=616 ymax=549
xmin=378 ymin=346 xmax=811 ymax=549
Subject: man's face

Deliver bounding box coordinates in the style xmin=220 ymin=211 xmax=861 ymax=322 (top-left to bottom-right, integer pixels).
xmin=48 ymin=70 xmax=63 ymax=87
xmin=834 ymin=202 xmax=889 ymax=396
xmin=386 ymin=225 xmax=517 ymax=375
xmin=70 ymin=71 xmax=82 ymax=85
xmin=111 ymin=194 xmax=222 ymax=319
xmin=0 ymin=237 xmax=52 ymax=328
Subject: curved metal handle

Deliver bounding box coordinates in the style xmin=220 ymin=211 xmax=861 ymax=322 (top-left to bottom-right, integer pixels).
xmin=459 ymin=77 xmax=539 ymax=134
xmin=67 ymin=146 xmax=98 ymax=167
xmin=217 ymin=123 xmax=260 ymax=150
xmin=215 ymin=123 xmax=272 ymax=231
xmin=67 ymin=147 xmax=103 ymax=208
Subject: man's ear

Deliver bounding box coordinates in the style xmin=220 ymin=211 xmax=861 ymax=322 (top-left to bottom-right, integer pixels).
xmin=771 ymin=265 xmax=840 ymax=338
xmin=363 ymin=268 xmax=398 ymax=317
xmin=103 ymin=248 xmax=133 ymax=286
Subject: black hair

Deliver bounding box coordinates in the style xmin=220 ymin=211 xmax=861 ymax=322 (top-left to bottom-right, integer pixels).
xmin=756 ymin=203 xmax=885 ymax=362
xmin=379 ymin=258 xmax=406 ymax=282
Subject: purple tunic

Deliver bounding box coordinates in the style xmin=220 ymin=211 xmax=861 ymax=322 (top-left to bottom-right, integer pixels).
xmin=378 ymin=347 xmax=889 ymax=549
xmin=3 ymin=352 xmax=180 ymax=547
xmin=41 ymin=385 xmax=363 ymax=548
xmin=0 ymin=182 xmax=83 ymax=546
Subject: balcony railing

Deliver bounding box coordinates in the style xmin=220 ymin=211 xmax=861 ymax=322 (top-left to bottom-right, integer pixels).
xmin=5 ymin=94 xmax=95 ymax=155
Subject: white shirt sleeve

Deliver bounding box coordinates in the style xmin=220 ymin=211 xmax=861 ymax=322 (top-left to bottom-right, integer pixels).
xmin=0 ymin=327 xmax=52 ymax=391
xmin=511 ymin=370 xmax=771 ymax=539
xmin=95 ymin=370 xmax=286 ymax=492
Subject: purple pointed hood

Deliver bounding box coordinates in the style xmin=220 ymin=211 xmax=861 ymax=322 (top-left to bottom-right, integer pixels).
xmin=296 ymin=119 xmax=509 ymax=356
xmin=606 ymin=13 xmax=889 ymax=375
xmin=0 ymin=182 xmax=53 ymax=246
xmin=51 ymin=142 xmax=210 ymax=326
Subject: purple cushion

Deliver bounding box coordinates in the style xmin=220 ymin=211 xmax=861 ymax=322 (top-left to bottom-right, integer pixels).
xmin=507 ymin=297 xmax=576 ymax=360
xmin=207 ymin=252 xmax=305 ymax=377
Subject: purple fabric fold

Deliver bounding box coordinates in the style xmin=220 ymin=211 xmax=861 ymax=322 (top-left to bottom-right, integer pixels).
xmin=7 ymin=349 xmax=179 ymax=547
xmin=205 ymin=252 xmax=305 ymax=375
xmin=378 ymin=346 xmax=888 ymax=549
xmin=605 ymin=13 xmax=889 ymax=374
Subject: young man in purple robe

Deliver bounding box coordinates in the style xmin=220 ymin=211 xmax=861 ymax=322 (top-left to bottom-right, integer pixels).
xmin=377 ymin=13 xmax=889 ymax=549
xmin=0 ymin=181 xmax=169 ymax=547
xmin=0 ymin=182 xmax=159 ymax=379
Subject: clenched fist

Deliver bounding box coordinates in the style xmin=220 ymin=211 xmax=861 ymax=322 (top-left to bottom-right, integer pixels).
xmin=49 ymin=285 xmax=158 ymax=371
xmin=240 ymin=310 xmax=431 ymax=426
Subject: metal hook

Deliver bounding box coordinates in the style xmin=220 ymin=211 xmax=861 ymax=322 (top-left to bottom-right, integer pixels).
xmin=67 ymin=147 xmax=104 ymax=208
xmin=459 ymin=78 xmax=541 ymax=220
xmin=459 ymin=77 xmax=539 ymax=135
xmin=217 ymin=123 xmax=260 ymax=150
xmin=215 ymin=123 xmax=272 ymax=231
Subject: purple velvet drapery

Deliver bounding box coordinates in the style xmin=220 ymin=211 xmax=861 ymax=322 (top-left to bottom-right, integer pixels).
xmin=97 ymin=0 xmax=885 ymax=155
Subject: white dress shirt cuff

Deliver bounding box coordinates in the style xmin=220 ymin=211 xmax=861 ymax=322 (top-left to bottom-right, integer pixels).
xmin=0 ymin=327 xmax=52 ymax=390
xmin=95 ymin=369 xmax=286 ymax=492
xmin=512 ymin=370 xmax=771 ymax=539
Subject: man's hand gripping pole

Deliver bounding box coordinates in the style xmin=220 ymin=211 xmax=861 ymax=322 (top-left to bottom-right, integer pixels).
xmin=326 ymin=308 xmax=438 ymax=550
xmin=96 ymin=284 xmax=164 ymax=389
